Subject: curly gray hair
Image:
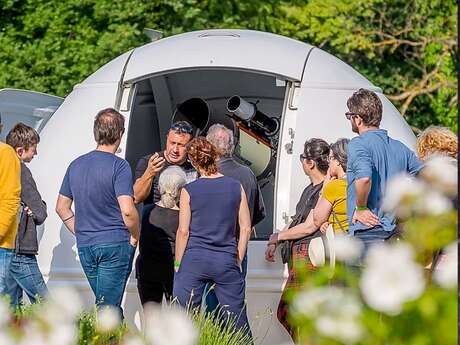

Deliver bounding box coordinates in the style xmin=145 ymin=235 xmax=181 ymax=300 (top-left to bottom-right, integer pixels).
xmin=158 ymin=166 xmax=187 ymax=208
xmin=206 ymin=123 xmax=235 ymax=158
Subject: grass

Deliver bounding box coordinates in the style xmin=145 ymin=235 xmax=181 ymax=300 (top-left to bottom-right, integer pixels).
xmin=192 ymin=308 xmax=254 ymax=345
xmin=8 ymin=301 xmax=254 ymax=345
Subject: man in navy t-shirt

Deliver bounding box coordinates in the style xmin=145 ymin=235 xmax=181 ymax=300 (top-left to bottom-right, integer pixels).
xmin=56 ymin=108 xmax=140 ymax=316
xmin=345 ymin=89 xmax=423 ymax=253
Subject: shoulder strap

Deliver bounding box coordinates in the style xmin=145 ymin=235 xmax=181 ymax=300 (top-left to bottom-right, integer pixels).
xmin=331 ymin=210 xmax=346 ymax=233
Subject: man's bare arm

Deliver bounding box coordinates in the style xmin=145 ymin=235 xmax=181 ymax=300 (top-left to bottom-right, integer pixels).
xmin=355 ymin=177 xmax=371 ymax=207
xmin=353 ymin=177 xmax=379 ymax=227
xmin=133 ymin=175 xmax=155 ymax=204
xmin=55 ymin=194 xmax=75 ymax=234
xmin=133 ymin=153 xmax=165 ymax=204
xmin=117 ymin=195 xmax=140 ymax=242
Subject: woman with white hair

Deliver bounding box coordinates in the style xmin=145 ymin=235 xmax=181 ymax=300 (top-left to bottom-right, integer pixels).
xmin=135 ymin=166 xmax=187 ymax=306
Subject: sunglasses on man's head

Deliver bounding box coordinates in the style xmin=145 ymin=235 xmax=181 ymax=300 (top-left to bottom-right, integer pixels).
xmin=170 ymin=121 xmax=193 ymax=135
xmin=299 ymin=153 xmax=308 ymax=161
xmin=345 ymin=112 xmax=361 ymax=120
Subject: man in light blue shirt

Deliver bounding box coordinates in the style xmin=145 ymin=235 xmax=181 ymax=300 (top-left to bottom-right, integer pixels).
xmin=345 ymin=89 xmax=423 ymax=251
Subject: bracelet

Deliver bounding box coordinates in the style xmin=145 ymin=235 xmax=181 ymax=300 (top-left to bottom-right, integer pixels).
xmin=174 ymin=260 xmax=181 ymax=268
xmin=356 ymin=206 xmax=368 ymax=211
xmin=62 ymin=214 xmax=75 ymax=222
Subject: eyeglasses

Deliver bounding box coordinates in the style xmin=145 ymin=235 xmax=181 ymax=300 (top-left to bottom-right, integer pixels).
xmin=299 ymin=153 xmax=308 ymax=161
xmin=170 ymin=121 xmax=193 ymax=135
xmin=345 ymin=112 xmax=361 ymax=120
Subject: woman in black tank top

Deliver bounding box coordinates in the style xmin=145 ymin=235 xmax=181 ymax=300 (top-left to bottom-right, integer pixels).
xmin=136 ymin=166 xmax=187 ymax=306
xmin=265 ymin=138 xmax=330 ymax=341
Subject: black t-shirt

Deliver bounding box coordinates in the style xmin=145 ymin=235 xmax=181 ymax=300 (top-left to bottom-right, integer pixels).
xmin=290 ymin=182 xmax=323 ymax=245
xmin=136 ymin=204 xmax=179 ymax=281
xmin=134 ymin=151 xmax=196 ymax=206
xmin=218 ymin=157 xmax=266 ymax=227
xmin=138 ymin=204 xmax=179 ymax=258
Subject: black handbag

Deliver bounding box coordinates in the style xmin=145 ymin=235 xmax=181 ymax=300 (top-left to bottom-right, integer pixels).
xmin=279 ymin=202 xmax=310 ymax=264
xmin=279 ymin=238 xmax=293 ymax=265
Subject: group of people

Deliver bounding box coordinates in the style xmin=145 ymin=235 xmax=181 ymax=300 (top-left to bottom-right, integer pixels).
xmin=265 ymin=89 xmax=457 ymax=340
xmin=0 ymin=88 xmax=457 ymax=341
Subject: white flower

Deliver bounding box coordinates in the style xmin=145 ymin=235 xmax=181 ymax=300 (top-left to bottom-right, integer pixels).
xmin=332 ymin=234 xmax=363 ymax=263
xmin=382 ymin=173 xmax=426 ymax=218
xmin=433 ymin=242 xmax=458 ymax=289
xmin=122 ymin=336 xmax=146 ymax=345
xmin=414 ymin=190 xmax=452 ymax=215
xmin=0 ymin=332 xmax=14 ymax=345
xmin=143 ymin=303 xmax=198 ymax=345
xmin=292 ymin=287 xmax=364 ymax=343
xmin=18 ymin=321 xmax=48 ymax=345
xmin=421 ymin=155 xmax=458 ymax=197
xmin=0 ymin=298 xmax=11 ymax=328
xmin=96 ymin=307 xmax=121 ymax=333
xmin=43 ymin=286 xmax=83 ymax=324
xmin=360 ymin=243 xmax=425 ymax=315
xmin=382 ymin=172 xmax=452 ymax=218
xmin=316 ymin=315 xmax=364 ymax=344
xmin=47 ymin=324 xmax=77 ymax=345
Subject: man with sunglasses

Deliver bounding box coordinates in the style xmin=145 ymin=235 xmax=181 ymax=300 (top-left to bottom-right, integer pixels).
xmin=345 ymin=89 xmax=422 ymax=256
xmin=133 ymin=121 xmax=196 ymax=206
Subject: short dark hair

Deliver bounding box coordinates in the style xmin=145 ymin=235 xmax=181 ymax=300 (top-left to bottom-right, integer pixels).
xmin=6 ymin=123 xmax=40 ymax=149
xmin=347 ymin=88 xmax=382 ymax=127
xmin=330 ymin=138 xmax=350 ymax=170
xmin=303 ymin=138 xmax=330 ymax=174
xmin=93 ymin=108 xmax=125 ymax=145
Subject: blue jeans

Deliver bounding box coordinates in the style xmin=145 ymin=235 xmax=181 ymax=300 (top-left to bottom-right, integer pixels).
xmin=0 ymin=248 xmax=19 ymax=302
xmin=10 ymin=254 xmax=48 ymax=305
xmin=352 ymin=226 xmax=393 ymax=265
xmin=78 ymin=241 xmax=135 ymax=317
xmin=204 ymin=253 xmax=248 ymax=314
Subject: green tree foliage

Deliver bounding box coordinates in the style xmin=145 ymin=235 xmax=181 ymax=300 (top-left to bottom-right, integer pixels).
xmin=0 ymin=0 xmax=456 ymax=131
xmin=0 ymin=0 xmax=149 ymax=96
xmin=273 ymin=0 xmax=458 ymax=132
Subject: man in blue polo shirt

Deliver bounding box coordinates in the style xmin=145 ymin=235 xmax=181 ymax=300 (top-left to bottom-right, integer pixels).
xmin=56 ymin=108 xmax=139 ymax=317
xmin=345 ymin=89 xmax=423 ymax=253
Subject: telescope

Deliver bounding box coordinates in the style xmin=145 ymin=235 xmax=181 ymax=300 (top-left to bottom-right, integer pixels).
xmin=171 ymin=97 xmax=210 ymax=137
xmin=226 ymin=95 xmax=279 ymax=136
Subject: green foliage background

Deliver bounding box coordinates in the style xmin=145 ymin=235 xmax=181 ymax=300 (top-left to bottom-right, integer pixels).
xmin=0 ymin=0 xmax=457 ymax=131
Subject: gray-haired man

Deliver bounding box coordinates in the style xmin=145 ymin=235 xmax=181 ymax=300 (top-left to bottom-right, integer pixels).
xmin=207 ymin=123 xmax=266 ymax=234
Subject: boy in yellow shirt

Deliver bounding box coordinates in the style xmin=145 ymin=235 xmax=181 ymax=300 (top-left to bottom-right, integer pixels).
xmin=0 ymin=113 xmax=21 ymax=295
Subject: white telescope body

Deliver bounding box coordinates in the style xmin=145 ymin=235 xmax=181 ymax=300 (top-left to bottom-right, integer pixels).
xmin=227 ymin=95 xmax=256 ymax=121
xmin=227 ymin=95 xmax=280 ymax=136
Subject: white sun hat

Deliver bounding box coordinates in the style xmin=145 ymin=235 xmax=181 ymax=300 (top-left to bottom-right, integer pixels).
xmin=308 ymin=224 xmax=335 ymax=268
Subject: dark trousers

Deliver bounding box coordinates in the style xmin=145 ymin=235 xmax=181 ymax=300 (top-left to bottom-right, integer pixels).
xmin=10 ymin=254 xmax=48 ymax=304
xmin=173 ymin=248 xmax=251 ymax=335
xmin=137 ymin=279 xmax=173 ymax=305
xmin=204 ymin=253 xmax=248 ymax=312
xmin=78 ymin=241 xmax=135 ymax=317
xmin=136 ymin=256 xmax=174 ymax=305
